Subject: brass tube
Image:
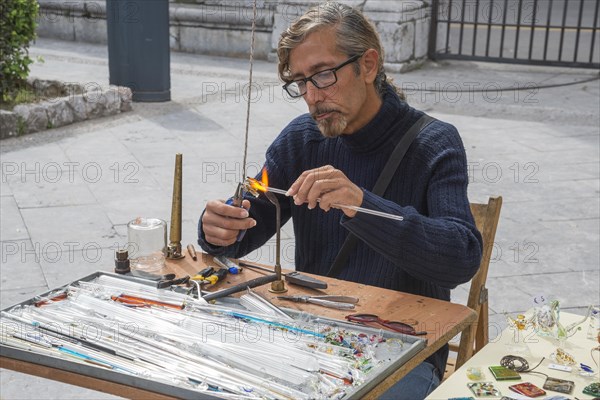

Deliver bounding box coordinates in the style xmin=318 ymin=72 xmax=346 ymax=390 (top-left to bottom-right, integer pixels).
xmin=167 ymin=153 xmax=184 ymax=259
xmin=264 ymin=191 xmax=286 ymax=293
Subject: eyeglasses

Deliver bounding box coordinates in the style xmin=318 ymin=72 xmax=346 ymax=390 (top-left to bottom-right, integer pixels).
xmin=345 ymin=313 xmax=427 ymax=336
xmin=282 ymin=53 xmax=363 ymax=98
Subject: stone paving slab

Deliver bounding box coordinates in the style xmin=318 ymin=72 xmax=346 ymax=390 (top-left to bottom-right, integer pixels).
xmin=488 ymin=269 xmax=600 ymax=315
xmin=0 ymin=239 xmax=48 ymax=292
xmin=0 ymin=175 xmax=12 ymax=197
xmin=0 ymin=371 xmax=122 ymax=400
xmin=0 ymin=197 xmax=29 ymax=241
xmin=0 ymin=285 xmax=49 ymax=311
xmin=400 ymin=60 xmax=600 ymax=126
xmin=38 ymin=245 xmax=115 ymax=289
xmin=20 ymin=204 xmax=122 ymax=251
xmin=6 ymin=169 xmax=98 ymax=209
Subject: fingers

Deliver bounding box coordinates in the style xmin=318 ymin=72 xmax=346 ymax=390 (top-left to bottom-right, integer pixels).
xmin=202 ymin=199 xmax=256 ymax=247
xmin=287 ymin=166 xmax=363 ymax=217
xmin=286 ymin=165 xmax=335 ymax=198
xmin=287 ymin=165 xmax=337 ymax=207
xmin=241 ymin=199 xmax=251 ymax=211
xmin=303 ymin=177 xmax=343 ymax=210
xmin=317 ymin=186 xmax=361 ymax=215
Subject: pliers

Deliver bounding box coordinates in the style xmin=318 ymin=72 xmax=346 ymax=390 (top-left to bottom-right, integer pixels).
xmin=157 ymin=275 xmax=190 ymax=289
xmin=277 ymin=295 xmax=359 ymax=310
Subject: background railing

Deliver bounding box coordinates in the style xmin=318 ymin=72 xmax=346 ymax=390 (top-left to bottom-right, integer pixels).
xmin=429 ymin=0 xmax=600 ymax=68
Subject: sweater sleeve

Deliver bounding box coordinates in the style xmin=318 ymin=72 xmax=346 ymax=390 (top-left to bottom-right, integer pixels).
xmin=340 ymin=124 xmax=483 ymax=289
xmin=197 ymin=142 xmax=292 ymax=259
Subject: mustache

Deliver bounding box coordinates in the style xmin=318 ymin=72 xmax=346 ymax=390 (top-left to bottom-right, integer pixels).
xmin=310 ymin=107 xmax=340 ymax=120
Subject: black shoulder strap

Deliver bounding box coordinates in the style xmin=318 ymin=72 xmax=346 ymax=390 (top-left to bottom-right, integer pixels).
xmin=326 ymin=114 xmax=435 ymax=278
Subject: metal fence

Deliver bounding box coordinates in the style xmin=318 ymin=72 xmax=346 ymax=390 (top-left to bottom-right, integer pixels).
xmin=429 ymin=0 xmax=600 ymax=68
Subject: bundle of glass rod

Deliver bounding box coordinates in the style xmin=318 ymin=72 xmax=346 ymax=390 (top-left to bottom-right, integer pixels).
xmin=239 ymin=288 xmax=292 ymax=320
xmin=0 ymin=276 xmax=403 ymax=399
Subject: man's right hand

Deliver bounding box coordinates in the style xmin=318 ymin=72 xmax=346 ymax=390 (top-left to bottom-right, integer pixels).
xmin=202 ymin=199 xmax=256 ymax=247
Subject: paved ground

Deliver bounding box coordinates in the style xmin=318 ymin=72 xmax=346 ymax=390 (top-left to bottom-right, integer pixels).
xmin=0 ymin=38 xmax=599 ymax=399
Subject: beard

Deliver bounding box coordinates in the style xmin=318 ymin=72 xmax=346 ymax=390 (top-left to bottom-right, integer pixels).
xmin=310 ymin=107 xmax=348 ymax=138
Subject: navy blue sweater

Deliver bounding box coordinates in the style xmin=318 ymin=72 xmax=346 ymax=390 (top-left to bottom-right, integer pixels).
xmin=198 ymin=85 xmax=483 ymax=377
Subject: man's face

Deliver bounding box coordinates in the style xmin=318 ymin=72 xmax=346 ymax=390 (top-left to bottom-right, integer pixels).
xmin=287 ymin=29 xmax=377 ymax=137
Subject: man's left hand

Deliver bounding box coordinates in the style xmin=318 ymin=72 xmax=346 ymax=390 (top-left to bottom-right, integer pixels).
xmin=286 ymin=165 xmax=363 ymax=218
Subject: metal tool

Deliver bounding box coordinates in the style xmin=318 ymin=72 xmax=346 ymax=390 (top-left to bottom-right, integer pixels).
xmin=285 ymin=272 xmax=327 ymax=290
xmin=203 ymin=269 xmax=228 ymax=285
xmin=225 ymin=0 xmax=260 ymax=242
xmin=191 ymin=267 xmax=214 ymax=281
xmin=241 ymin=0 xmax=257 ymax=182
xmin=263 ymin=190 xmax=286 ymax=293
xmin=203 ymin=274 xmax=278 ymax=302
xmin=199 ymin=0 xmax=280 ymax=301
xmin=277 ymin=295 xmax=359 ymax=310
xmin=226 ymin=183 xmax=249 ymax=242
xmin=143 ymin=272 xmax=175 ymax=281
xmin=186 ymin=244 xmax=198 ymax=261
xmin=214 ymin=255 xmax=240 ymax=274
xmin=167 ymin=153 xmax=184 ymax=259
xmin=156 ymin=275 xmax=190 ymax=289
xmin=238 ymin=261 xmax=328 ymax=290
xmin=114 ymin=249 xmax=131 ymax=274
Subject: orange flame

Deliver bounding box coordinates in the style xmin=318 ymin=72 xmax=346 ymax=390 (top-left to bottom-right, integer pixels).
xmin=261 ymin=168 xmax=269 ymax=188
xmin=248 ymin=168 xmax=269 ymax=193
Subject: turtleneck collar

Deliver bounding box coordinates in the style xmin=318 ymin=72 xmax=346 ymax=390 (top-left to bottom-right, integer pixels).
xmin=340 ymin=83 xmax=412 ymax=154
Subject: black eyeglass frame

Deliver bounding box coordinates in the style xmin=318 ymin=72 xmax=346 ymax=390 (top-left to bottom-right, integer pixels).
xmin=282 ymin=53 xmax=363 ymax=98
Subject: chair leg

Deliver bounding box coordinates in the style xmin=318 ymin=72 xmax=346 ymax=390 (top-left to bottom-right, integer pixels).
xmin=475 ymin=301 xmax=489 ymax=353
xmin=456 ymin=322 xmax=476 ymax=369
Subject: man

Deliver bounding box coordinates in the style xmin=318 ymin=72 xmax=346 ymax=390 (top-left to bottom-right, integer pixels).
xmin=198 ymin=2 xmax=482 ymax=398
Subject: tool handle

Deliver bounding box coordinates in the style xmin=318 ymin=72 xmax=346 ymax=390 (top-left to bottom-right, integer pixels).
xmin=316 ymin=295 xmax=359 ymax=304
xmin=226 ymin=182 xmax=248 ymax=242
xmin=226 ymin=197 xmax=247 ymax=241
xmin=191 ymin=267 xmax=214 ymax=281
xmin=203 ymin=274 xmax=278 ymax=301
xmin=214 ymin=256 xmax=240 ymax=274
xmin=157 ymin=275 xmax=190 ymax=289
xmin=205 ymin=269 xmax=228 ymax=285
xmin=308 ymin=298 xmax=356 ymax=310
xmin=285 ymin=271 xmax=328 ymax=289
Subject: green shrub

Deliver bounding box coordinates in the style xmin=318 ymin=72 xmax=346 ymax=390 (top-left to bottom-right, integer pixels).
xmin=0 ymin=0 xmax=39 ymax=105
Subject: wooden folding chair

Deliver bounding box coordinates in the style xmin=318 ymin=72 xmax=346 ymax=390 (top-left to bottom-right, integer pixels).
xmin=446 ymin=196 xmax=503 ymax=376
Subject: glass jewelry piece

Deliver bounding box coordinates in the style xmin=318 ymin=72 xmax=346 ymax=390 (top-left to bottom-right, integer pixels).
xmin=550 ymin=348 xmax=576 ymax=365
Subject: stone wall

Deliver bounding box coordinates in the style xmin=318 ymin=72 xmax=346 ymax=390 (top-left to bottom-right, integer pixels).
xmin=170 ymin=1 xmax=275 ymax=59
xmin=36 ymin=0 xmax=276 ymax=59
xmin=0 ymin=79 xmax=132 ymax=139
xmin=270 ymin=1 xmax=430 ymax=72
xmin=36 ymin=0 xmax=108 ymax=44
xmin=37 ymin=0 xmax=432 ymax=70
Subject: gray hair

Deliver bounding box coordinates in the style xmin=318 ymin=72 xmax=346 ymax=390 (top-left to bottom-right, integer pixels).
xmin=277 ymin=2 xmax=403 ymax=99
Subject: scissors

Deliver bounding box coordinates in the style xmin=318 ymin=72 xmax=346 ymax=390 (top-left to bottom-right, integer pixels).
xmin=277 ymin=295 xmax=359 ymax=310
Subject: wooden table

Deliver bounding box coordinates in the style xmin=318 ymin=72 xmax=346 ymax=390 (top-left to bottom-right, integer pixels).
xmin=428 ymin=311 xmax=600 ymax=399
xmin=1 ymin=251 xmax=477 ymax=399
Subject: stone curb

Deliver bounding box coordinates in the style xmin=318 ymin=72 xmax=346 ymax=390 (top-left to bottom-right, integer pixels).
xmin=0 ymin=80 xmax=132 ymax=140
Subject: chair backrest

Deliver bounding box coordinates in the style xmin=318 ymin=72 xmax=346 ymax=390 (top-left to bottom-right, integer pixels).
xmin=453 ymin=195 xmax=503 ymax=369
